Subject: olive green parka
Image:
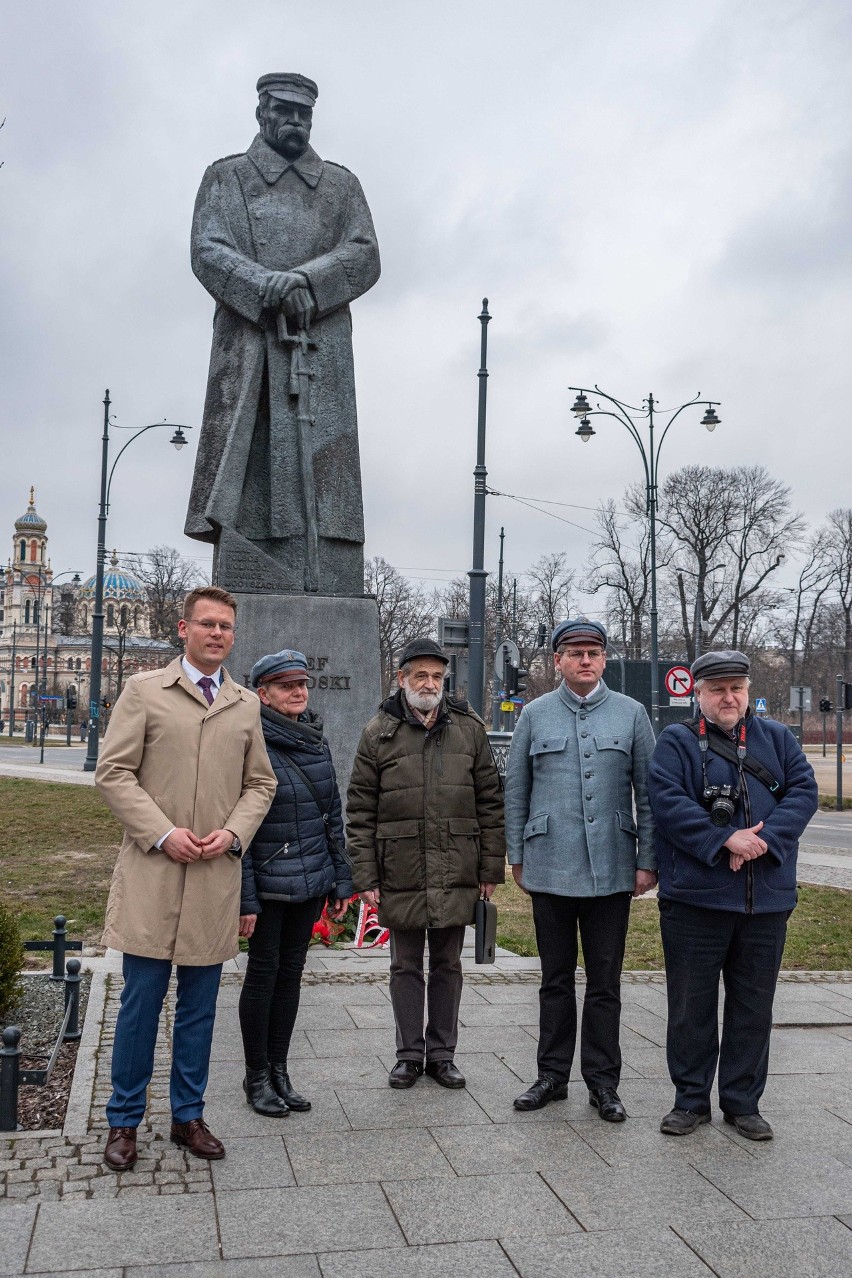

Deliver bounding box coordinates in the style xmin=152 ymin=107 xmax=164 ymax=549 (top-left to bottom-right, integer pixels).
xmin=347 ymin=691 xmax=506 ymax=930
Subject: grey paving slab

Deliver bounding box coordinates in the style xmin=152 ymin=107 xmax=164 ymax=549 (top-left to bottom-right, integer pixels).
xmin=384 ymin=1171 xmax=580 ymax=1244
xmin=210 ymin=1024 xmax=315 ymax=1062
xmin=0 ymin=1202 xmax=36 ymax=1277
xmin=767 ymin=1027 xmax=852 ymax=1073
xmin=335 ymin=1083 xmax=491 ymax=1129
xmin=126 ymin=1262 xmax=320 ymax=1278
xmin=502 ymin=1226 xmax=716 ymax=1278
xmin=341 ymin=1003 xmax=396 ymax=1029
xmin=217 ymin=1183 xmax=404 ymax=1258
xmin=570 ymin=1114 xmax=753 ymax=1168
xmin=678 ymin=1215 xmax=852 ymax=1278
xmin=284 ymin=1126 xmax=454 ymax=1185
xmin=621 ymin=1046 xmax=672 ymax=1078
xmin=203 ymin=1088 xmax=350 ymax=1138
xmin=209 ymin=1135 xmax=294 ymax=1190
xmin=433 ymin=1118 xmax=609 ymax=1176
xmin=27 ymin=1196 xmax=220 ymax=1272
xmin=298 ymin=983 xmax=390 ymax=1006
xmin=620 ymin=1004 xmax=669 ymax=1047
xmin=760 ymin=1070 xmax=850 ymax=1110
xmin=543 ymin=1164 xmax=748 ymax=1231
xmin=698 ymin=1150 xmax=852 ymax=1218
xmin=772 ymin=992 xmax=852 ymax=1025
xmin=485 ymin=1045 xmax=540 ymax=1083
xmin=292 ymin=1004 xmax=358 ymax=1031
xmin=317 ymin=1240 xmax=519 ymax=1278
xmin=716 ymin=1103 xmax=852 ymax=1164
xmin=303 ymin=1027 xmax=399 ymax=1057
xmin=473 ymin=982 xmax=547 ymax=1004
xmin=270 ymin=1054 xmax=391 ymax=1090
xmin=457 ymin=1000 xmax=539 ymax=1026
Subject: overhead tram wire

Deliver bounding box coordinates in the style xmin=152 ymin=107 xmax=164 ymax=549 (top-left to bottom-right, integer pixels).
xmin=486 ymin=488 xmax=599 ymax=536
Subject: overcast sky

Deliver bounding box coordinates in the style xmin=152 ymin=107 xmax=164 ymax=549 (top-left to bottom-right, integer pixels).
xmin=2 ymin=0 xmax=850 ymax=611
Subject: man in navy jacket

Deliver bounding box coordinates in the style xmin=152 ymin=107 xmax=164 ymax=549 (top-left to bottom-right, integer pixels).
xmin=649 ymin=650 xmax=818 ymax=1140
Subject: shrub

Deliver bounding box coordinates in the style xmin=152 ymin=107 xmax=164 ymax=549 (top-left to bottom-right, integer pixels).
xmin=0 ymin=897 xmax=24 ymax=1022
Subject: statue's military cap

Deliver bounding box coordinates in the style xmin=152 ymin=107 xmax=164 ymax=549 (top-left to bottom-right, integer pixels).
xmin=256 ymin=73 xmax=318 ymax=107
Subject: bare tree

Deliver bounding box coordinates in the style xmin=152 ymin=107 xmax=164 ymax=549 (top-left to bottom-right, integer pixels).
xmin=526 ymin=552 xmax=576 ymax=635
xmin=127 ymin=546 xmax=206 ymax=646
xmin=365 ymin=557 xmax=435 ymax=696
xmin=820 ymin=508 xmax=852 ymax=681
xmin=586 ymin=489 xmax=652 ymax=658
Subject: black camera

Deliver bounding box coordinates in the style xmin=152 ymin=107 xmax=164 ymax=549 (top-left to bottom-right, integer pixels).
xmin=703 ymin=784 xmax=740 ymax=827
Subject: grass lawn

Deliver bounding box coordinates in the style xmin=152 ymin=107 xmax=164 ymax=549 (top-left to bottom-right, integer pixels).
xmin=3 ymin=777 xmax=851 ymax=970
xmin=494 ymin=876 xmax=852 ymax=970
xmin=0 ymin=778 xmax=122 ymax=960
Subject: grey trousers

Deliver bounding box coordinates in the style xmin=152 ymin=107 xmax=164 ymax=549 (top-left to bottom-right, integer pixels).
xmin=389 ymin=925 xmax=467 ymax=1062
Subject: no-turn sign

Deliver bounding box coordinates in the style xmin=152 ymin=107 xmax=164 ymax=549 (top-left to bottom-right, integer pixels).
xmin=665 ymin=665 xmax=694 ymax=697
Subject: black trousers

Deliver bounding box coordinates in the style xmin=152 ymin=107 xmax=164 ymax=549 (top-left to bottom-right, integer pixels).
xmin=389 ymin=926 xmax=467 ymax=1062
xmin=659 ymin=899 xmax=789 ymax=1116
xmin=531 ymin=891 xmax=632 ymax=1089
xmin=238 ymin=896 xmax=324 ymax=1071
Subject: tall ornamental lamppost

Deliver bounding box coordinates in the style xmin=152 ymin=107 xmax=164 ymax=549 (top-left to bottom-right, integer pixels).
xmin=569 ymin=386 xmax=720 ymax=735
xmin=83 ymin=390 xmax=189 ymax=773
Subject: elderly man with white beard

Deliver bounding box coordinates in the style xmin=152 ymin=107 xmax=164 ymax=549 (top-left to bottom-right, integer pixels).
xmin=347 ymin=639 xmax=505 ymax=1089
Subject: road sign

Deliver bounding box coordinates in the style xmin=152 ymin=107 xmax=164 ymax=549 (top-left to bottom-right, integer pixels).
xmin=494 ymin=639 xmax=520 ymax=682
xmin=500 ymin=700 xmax=514 ymax=713
xmin=789 ymin=686 xmax=812 ymax=712
xmin=755 ymin=697 xmax=767 ymax=713
xmin=437 ymin=617 xmax=470 ymax=648
xmin=665 ymin=665 xmax=694 ymax=697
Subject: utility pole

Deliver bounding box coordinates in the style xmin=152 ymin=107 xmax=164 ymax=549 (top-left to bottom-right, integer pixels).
xmin=467 ymin=300 xmax=490 ymax=716
xmin=491 ymin=526 xmax=505 ymax=730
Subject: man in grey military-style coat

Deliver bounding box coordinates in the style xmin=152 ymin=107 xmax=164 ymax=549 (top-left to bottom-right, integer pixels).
xmin=505 ymin=618 xmax=656 ymax=1121
xmin=186 ymin=72 xmax=380 ymax=595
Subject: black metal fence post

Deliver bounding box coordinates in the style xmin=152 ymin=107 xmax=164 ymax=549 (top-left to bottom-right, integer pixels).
xmin=51 ymin=915 xmax=67 ymax=981
xmin=63 ymin=959 xmax=82 ymax=1041
xmin=0 ymin=1027 xmax=22 ymax=1132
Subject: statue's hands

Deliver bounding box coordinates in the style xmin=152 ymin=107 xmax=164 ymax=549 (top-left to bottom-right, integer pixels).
xmin=281 ymin=286 xmax=316 ymax=330
xmin=260 ymin=270 xmax=307 ymax=310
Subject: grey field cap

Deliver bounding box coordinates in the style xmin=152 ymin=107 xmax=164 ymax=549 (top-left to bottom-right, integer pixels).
xmin=249 ymin=648 xmax=309 ymax=687
xmin=552 ymin=616 xmax=608 ymax=652
xmin=256 ymin=73 xmax=318 ymax=106
xmin=691 ymin=650 xmax=750 ymax=681
xmin=398 ymin=637 xmax=449 ymax=667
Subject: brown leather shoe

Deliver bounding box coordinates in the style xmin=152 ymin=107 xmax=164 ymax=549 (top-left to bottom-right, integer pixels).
xmin=169 ymin=1117 xmax=225 ymax=1160
xmin=104 ymin=1126 xmax=138 ymax=1171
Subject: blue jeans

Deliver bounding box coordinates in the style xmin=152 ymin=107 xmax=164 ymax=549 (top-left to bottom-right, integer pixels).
xmin=106 ymin=954 xmax=222 ymax=1128
xmin=659 ymin=900 xmax=789 ymax=1116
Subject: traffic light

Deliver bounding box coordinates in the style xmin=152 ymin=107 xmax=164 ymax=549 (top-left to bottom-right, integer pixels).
xmin=845 ymin=683 xmax=852 ymax=711
xmin=66 ymin=686 xmax=77 ymax=711
xmin=819 ymin=697 xmax=832 ymax=714
xmin=514 ymin=666 xmax=529 ymax=697
xmin=101 ymin=696 xmax=112 ymax=710
xmin=505 ymin=664 xmax=518 ymax=696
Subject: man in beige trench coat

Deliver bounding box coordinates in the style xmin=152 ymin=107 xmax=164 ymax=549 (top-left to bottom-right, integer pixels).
xmin=96 ymin=586 xmax=276 ymax=1171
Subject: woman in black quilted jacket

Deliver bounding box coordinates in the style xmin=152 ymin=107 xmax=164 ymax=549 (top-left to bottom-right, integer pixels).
xmin=238 ymin=648 xmax=352 ymax=1117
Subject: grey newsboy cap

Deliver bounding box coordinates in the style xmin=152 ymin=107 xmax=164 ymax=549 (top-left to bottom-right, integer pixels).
xmin=552 ymin=617 xmax=608 ymax=652
xmin=398 ymin=637 xmax=449 ymax=668
xmin=691 ymin=650 xmax=750 ymax=681
xmin=250 ymin=648 xmax=309 ymax=687
xmin=256 ymin=73 xmax=318 ymax=107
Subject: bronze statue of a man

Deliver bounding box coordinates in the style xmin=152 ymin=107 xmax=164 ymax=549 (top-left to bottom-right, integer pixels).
xmin=185 ymin=73 xmax=381 ymax=595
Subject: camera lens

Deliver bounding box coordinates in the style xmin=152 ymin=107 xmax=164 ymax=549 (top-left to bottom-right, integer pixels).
xmin=709 ymin=796 xmax=736 ymax=827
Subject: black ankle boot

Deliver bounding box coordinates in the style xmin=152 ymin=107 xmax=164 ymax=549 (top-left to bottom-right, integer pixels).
xmin=269 ymin=1063 xmax=311 ymax=1112
xmin=243 ymin=1067 xmax=289 ymax=1116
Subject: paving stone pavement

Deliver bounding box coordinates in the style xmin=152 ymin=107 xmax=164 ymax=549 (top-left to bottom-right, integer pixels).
xmin=2 ymin=940 xmax=852 ymax=1276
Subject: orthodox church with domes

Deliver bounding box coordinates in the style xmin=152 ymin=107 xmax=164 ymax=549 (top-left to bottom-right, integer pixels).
xmin=0 ymin=490 xmax=177 ymax=731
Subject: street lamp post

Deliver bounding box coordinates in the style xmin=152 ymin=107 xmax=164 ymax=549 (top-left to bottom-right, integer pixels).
xmin=569 ymin=386 xmax=720 ymax=735
xmin=467 ymin=301 xmax=491 ymax=717
xmin=83 ymin=389 xmax=189 ymax=773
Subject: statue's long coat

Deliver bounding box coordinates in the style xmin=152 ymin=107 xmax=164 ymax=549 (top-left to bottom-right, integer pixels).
xmin=185 ymin=135 xmax=381 ymax=545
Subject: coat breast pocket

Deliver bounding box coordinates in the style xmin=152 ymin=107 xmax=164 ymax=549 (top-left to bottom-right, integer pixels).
xmin=376 ymin=820 xmax=424 ymax=891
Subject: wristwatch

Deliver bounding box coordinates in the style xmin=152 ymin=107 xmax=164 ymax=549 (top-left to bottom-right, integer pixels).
xmin=228 ymin=835 xmax=242 ymax=858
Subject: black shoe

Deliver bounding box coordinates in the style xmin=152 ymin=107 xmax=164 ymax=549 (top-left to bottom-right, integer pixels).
xmin=724 ymin=1111 xmax=773 ymax=1140
xmin=425 ymin=1060 xmax=466 ymax=1089
xmin=388 ymin=1060 xmax=424 ymax=1089
xmin=660 ymin=1107 xmax=711 ymax=1135
xmin=269 ymin=1064 xmax=311 ymax=1112
xmin=589 ymin=1087 xmax=626 ymax=1122
xmin=513 ymin=1077 xmax=568 ymax=1111
xmin=243 ymin=1067 xmax=289 ymax=1117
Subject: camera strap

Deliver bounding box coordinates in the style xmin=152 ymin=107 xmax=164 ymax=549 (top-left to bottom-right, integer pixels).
xmin=684 ymin=718 xmax=786 ymax=802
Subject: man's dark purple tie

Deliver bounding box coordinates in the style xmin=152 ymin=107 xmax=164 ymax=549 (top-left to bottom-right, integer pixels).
xmin=197 ymin=676 xmax=215 ymax=706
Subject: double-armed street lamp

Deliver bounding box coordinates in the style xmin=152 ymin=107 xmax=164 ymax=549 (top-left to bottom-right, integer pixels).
xmin=569 ymin=386 xmax=721 ymax=735
xmin=83 ymin=390 xmax=190 ymax=773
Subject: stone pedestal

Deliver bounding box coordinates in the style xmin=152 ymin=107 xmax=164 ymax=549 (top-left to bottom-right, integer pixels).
xmin=226 ymin=593 xmax=381 ymax=800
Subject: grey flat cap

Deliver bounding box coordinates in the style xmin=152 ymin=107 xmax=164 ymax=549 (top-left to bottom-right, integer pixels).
xmin=552 ymin=617 xmax=607 ymax=652
xmin=398 ymin=637 xmax=449 ymax=667
xmin=250 ymin=648 xmax=309 ymax=687
xmin=256 ymin=73 xmax=318 ymax=106
xmin=691 ymin=650 xmax=750 ymax=681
